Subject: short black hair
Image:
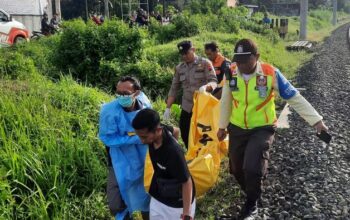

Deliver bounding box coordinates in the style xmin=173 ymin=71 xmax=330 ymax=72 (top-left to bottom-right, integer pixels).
xmin=117 ymin=76 xmax=141 ymax=90
xmin=204 ymin=42 xmax=218 ymax=52
xmin=132 ymin=109 xmax=160 ymax=132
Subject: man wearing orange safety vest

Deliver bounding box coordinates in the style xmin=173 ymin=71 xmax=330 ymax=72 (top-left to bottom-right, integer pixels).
xmin=204 ymin=42 xmax=231 ymax=99
xmin=217 ymin=39 xmax=329 ymax=219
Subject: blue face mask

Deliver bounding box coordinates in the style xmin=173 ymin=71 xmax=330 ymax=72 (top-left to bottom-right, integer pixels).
xmin=117 ymin=95 xmax=134 ymax=108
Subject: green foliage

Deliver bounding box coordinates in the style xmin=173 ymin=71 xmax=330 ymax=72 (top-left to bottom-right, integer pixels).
xmin=309 ymin=9 xmax=332 ymax=22
xmin=149 ymin=14 xmax=199 ymax=43
xmin=55 ymin=19 xmax=143 ymax=87
xmin=0 ymin=51 xmax=36 ymax=80
xmin=154 ymin=4 xmax=163 ymax=14
xmin=0 ymin=168 xmax=14 ymax=219
xmin=122 ymin=60 xmax=173 ymax=97
xmin=148 ymin=6 xmax=275 ymax=43
xmin=191 ymin=11 xmax=240 ymax=34
xmin=186 ymin=0 xmax=226 ymax=14
xmin=170 ymin=15 xmax=200 ymax=40
xmin=0 ymin=77 xmax=111 ymax=219
xmin=143 ymin=43 xmax=179 ymax=68
xmin=167 ymin=5 xmax=177 ymax=14
xmin=152 ymin=97 xmax=181 ymax=124
xmin=11 ymin=36 xmax=60 ymax=79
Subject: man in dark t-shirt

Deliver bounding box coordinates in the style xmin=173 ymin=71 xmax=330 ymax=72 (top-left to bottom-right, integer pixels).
xmin=132 ymin=109 xmax=196 ymax=220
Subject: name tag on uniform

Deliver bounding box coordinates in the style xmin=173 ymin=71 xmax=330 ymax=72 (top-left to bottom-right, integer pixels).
xmin=256 ymin=75 xmax=268 ymax=98
xmin=128 ymin=132 xmax=136 ymax=136
xmin=229 ymin=77 xmax=239 ymax=91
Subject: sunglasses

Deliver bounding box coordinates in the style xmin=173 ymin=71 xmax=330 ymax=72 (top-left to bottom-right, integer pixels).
xmin=116 ymin=91 xmax=136 ymax=97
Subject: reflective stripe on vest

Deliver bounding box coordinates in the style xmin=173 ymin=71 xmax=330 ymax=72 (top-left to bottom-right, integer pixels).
xmin=229 ymin=63 xmax=277 ymax=129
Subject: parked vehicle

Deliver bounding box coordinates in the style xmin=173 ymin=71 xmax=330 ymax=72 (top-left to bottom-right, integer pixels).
xmin=0 ymin=9 xmax=29 ymax=46
xmin=31 ymin=26 xmax=61 ymax=40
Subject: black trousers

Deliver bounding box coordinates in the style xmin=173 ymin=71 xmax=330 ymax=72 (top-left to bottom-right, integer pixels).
xmin=179 ymin=109 xmax=192 ymax=149
xmin=227 ymin=124 xmax=275 ymax=203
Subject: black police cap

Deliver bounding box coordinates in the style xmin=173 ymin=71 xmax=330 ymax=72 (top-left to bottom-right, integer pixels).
xmin=233 ymin=39 xmax=258 ymax=63
xmin=177 ymin=41 xmax=193 ymax=55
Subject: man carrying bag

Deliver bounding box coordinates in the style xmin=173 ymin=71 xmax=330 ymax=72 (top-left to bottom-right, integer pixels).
xmin=133 ymin=109 xmax=196 ymax=220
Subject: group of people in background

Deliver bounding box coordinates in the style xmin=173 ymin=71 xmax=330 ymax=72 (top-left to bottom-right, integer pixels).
xmin=98 ymin=38 xmax=328 ymax=220
xmin=91 ymin=13 xmax=105 ymax=25
xmin=127 ymin=8 xmax=176 ymax=27
xmin=41 ymin=12 xmax=61 ymax=36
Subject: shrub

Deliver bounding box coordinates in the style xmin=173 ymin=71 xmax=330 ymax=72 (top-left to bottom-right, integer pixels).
xmin=55 ymin=19 xmax=143 ymax=87
xmin=14 ymin=35 xmax=60 ymax=79
xmin=0 ymin=51 xmax=37 ymax=80
xmin=149 ymin=14 xmax=199 ymax=43
xmin=98 ymin=59 xmax=123 ymax=92
xmin=148 ymin=19 xmax=177 ymax=43
xmin=186 ymin=0 xmax=226 ymax=14
xmin=172 ymin=15 xmax=200 ymax=39
xmin=122 ymin=60 xmax=173 ymax=98
xmin=309 ymin=9 xmax=332 ymax=21
xmin=144 ymin=44 xmax=179 ymax=68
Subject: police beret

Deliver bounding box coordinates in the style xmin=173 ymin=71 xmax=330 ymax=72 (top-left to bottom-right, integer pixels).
xmin=233 ymin=39 xmax=258 ymax=63
xmin=177 ymin=40 xmax=192 ymax=54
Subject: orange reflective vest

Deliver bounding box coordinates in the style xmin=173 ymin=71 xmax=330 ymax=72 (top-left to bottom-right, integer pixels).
xmin=212 ymin=53 xmax=230 ymax=87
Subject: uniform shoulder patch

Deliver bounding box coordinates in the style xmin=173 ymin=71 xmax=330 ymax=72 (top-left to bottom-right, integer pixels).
xmin=201 ymin=58 xmax=214 ymax=71
xmin=261 ymin=63 xmax=275 ymax=76
xmin=230 ymin=63 xmax=238 ymax=75
xmin=206 ymin=62 xmax=214 ymax=71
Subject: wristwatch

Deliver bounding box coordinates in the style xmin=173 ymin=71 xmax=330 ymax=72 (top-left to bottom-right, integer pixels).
xmin=182 ymin=215 xmax=192 ymax=220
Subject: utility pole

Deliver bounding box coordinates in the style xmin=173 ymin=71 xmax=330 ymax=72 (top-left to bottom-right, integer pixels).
xmin=85 ymin=0 xmax=89 ymax=21
xmin=163 ymin=0 xmax=166 ymax=17
xmin=300 ymin=0 xmax=308 ymax=40
xmin=55 ymin=0 xmax=61 ymax=17
xmin=332 ymin=0 xmax=337 ymax=26
xmin=104 ymin=0 xmax=110 ymax=18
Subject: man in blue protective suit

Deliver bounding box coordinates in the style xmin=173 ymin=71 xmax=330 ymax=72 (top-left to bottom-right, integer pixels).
xmin=99 ymin=76 xmax=151 ymax=220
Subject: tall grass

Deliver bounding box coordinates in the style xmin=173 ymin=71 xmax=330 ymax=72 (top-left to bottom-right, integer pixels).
xmin=0 ymin=75 xmax=112 ymax=219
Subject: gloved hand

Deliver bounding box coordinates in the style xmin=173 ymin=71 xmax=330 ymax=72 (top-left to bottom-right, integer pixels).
xmin=163 ymin=108 xmax=171 ymax=120
xmin=199 ymin=85 xmax=207 ymax=93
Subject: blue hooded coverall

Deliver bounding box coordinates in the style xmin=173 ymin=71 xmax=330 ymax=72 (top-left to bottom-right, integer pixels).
xmin=99 ymin=92 xmax=151 ymax=220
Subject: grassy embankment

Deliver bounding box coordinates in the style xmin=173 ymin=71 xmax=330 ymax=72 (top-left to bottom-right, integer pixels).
xmin=273 ymin=9 xmax=350 ymax=42
xmin=0 ymin=8 xmax=348 ymax=220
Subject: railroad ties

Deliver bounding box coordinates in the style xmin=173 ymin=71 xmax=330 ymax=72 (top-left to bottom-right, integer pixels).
xmin=286 ymin=40 xmax=313 ymax=51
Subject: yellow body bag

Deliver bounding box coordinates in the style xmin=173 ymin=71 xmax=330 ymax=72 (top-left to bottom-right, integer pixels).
xmin=144 ymin=92 xmax=228 ymax=197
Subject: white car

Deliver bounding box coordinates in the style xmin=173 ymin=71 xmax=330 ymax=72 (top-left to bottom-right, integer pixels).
xmin=0 ymin=9 xmax=29 ymax=47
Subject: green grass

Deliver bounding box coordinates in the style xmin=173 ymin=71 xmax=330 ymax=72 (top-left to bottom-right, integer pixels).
xmin=144 ymin=29 xmax=310 ymax=79
xmin=271 ymin=9 xmax=350 ymax=42
xmin=195 ymin=159 xmax=242 ymax=220
xmin=0 ymin=75 xmax=112 ymax=219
